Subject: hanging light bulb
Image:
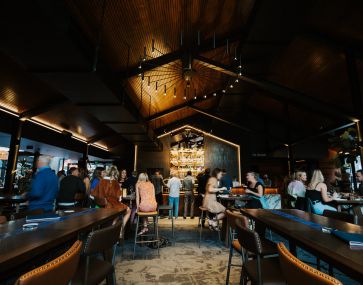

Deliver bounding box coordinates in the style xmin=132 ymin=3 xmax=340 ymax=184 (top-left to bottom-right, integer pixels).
xmin=164 ymin=85 xmax=166 ymax=96
xmin=173 ymin=87 xmax=176 ymax=98
xmin=234 ymin=47 xmax=237 ymax=61
xmin=238 ymin=54 xmax=242 ymax=69
xmin=222 ymin=89 xmax=226 ymax=93
xmin=238 ymin=71 xmax=242 ymax=76
xmin=213 ymin=92 xmax=217 ymax=96
xmin=184 ymin=89 xmax=187 ymax=100
xmin=203 ymin=94 xmax=207 ymax=99
xmin=235 ymin=77 xmax=239 ymax=83
xmin=194 ymin=96 xmax=197 ymax=99
xmin=194 ymin=89 xmax=197 ymax=100
xmin=151 ymin=39 xmax=155 ymax=55
xmin=143 ymin=46 xmax=146 ymax=61
xmin=155 ymin=82 xmax=158 ymax=93
xmin=230 ymin=84 xmax=234 ymax=88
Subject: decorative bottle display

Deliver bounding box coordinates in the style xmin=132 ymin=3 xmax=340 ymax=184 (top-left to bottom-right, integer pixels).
xmin=170 ymin=147 xmax=204 ymax=177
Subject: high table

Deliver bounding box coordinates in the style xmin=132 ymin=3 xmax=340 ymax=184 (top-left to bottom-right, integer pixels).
xmin=0 ymin=208 xmax=121 ymax=282
xmin=0 ymin=195 xmax=28 ymax=213
xmin=333 ymin=198 xmax=363 ymax=212
xmin=240 ymin=209 xmax=363 ymax=282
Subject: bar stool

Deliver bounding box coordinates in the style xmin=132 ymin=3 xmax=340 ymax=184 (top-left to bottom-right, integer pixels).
xmin=158 ymin=205 xmax=174 ymax=240
xmin=198 ymin=206 xmax=221 ymax=248
xmin=133 ymin=211 xmax=159 ymax=259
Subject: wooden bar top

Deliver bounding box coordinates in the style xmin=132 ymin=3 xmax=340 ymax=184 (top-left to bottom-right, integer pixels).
xmin=241 ymin=209 xmax=363 ymax=281
xmin=0 ymin=208 xmax=120 ymax=277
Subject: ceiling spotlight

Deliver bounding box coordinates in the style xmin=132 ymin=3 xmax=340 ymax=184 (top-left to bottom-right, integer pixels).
xmin=213 ymin=93 xmax=217 ymax=96
xmin=222 ymin=89 xmax=226 ymax=93
xmin=230 ymin=84 xmax=234 ymax=88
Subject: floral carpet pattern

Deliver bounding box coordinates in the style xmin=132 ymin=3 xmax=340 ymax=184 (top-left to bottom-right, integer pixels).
xmin=113 ymin=218 xmax=358 ymax=285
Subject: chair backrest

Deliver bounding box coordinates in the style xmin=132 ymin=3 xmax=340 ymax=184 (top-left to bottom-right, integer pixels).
xmin=83 ymin=219 xmax=122 ymax=256
xmin=226 ymin=210 xmax=248 ymax=231
xmin=323 ymin=210 xmax=357 ymax=224
xmin=10 ymin=208 xmax=44 ymax=221
xmin=236 ymin=222 xmax=263 ymax=256
xmin=0 ymin=215 xmax=7 ymax=224
xmin=277 ymin=242 xmax=342 ymax=285
xmin=303 ymin=197 xmax=314 ymax=213
xmin=15 ymin=240 xmax=82 ymax=285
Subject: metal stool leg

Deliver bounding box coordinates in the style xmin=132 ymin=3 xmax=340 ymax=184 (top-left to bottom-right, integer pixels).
xmin=217 ymin=218 xmax=221 ymax=242
xmin=133 ymin=215 xmax=140 ymax=259
xmin=155 ymin=215 xmax=160 ymax=256
xmin=199 ymin=210 xmax=204 ymax=248
xmin=226 ymin=242 xmax=234 ymax=285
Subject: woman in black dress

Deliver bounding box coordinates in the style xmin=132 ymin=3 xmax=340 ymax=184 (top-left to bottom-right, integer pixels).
xmin=245 ymin=172 xmax=265 ymax=208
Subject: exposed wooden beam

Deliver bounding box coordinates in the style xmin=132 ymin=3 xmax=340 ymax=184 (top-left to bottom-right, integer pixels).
xmin=146 ymin=95 xmax=217 ymax=121
xmin=20 ymin=98 xmax=70 ymax=119
xmin=194 ymin=55 xmax=358 ymax=122
xmin=345 ymin=49 xmax=363 ymax=118
xmin=124 ymin=51 xmax=182 ymax=78
xmin=291 ymin=122 xmax=356 ymax=146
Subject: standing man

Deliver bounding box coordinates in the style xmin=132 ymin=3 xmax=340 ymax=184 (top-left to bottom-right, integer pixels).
xmin=28 ymin=155 xmax=58 ymax=212
xmin=356 ymin=170 xmax=363 ymax=196
xmin=151 ymin=170 xmax=164 ymax=205
xmin=167 ymin=171 xmax=182 ymax=219
xmin=183 ymin=171 xmax=195 ymax=219
xmin=57 ymin=167 xmax=85 ymax=208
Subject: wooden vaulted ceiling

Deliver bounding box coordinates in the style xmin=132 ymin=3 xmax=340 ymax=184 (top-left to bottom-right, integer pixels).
xmin=65 ymin=0 xmax=254 ymax=128
xmin=1 ymin=0 xmax=363 ymax=155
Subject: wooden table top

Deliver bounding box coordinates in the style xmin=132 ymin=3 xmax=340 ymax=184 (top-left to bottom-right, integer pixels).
xmin=240 ymin=209 xmax=363 ymax=281
xmin=333 ymin=199 xmax=363 ymax=205
xmin=0 ymin=208 xmax=121 ymax=276
xmin=0 ymin=195 xmax=28 ymax=204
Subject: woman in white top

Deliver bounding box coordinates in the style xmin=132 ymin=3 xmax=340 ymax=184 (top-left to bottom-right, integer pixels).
xmin=287 ymin=171 xmax=307 ymax=209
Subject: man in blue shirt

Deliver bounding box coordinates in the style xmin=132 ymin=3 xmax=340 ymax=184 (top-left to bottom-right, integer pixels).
xmin=220 ymin=169 xmax=233 ymax=190
xmin=28 ymin=155 xmax=58 ymax=212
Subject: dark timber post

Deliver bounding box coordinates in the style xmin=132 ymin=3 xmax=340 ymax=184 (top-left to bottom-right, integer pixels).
xmin=4 ymin=119 xmax=23 ymax=193
xmin=346 ymin=49 xmax=363 ymax=191
xmin=285 ymin=103 xmax=293 ymax=176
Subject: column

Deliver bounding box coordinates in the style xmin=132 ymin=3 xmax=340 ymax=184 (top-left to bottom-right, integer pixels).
xmin=4 ymin=119 xmax=23 ymax=193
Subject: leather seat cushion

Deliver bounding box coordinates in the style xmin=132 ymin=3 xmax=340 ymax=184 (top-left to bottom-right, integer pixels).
xmin=72 ymin=257 xmax=114 ymax=285
xmin=245 ymin=257 xmax=285 ymax=285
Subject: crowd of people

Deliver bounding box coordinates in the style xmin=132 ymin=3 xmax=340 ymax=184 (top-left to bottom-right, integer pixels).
xmin=287 ymin=168 xmax=363 ymax=214
xmin=26 ymin=154 xmax=361 ymax=236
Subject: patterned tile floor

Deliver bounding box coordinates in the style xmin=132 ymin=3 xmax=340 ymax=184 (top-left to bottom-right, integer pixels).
xmin=114 ymin=218 xmax=358 ymax=285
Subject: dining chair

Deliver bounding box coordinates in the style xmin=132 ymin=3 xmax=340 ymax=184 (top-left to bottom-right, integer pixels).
xmin=225 ymin=210 xmax=278 ymax=285
xmin=72 ymin=220 xmax=123 ymax=285
xmin=15 ymin=240 xmax=82 ymax=285
xmin=236 ymin=222 xmax=284 ymax=285
xmin=277 ymin=242 xmax=343 ymax=285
